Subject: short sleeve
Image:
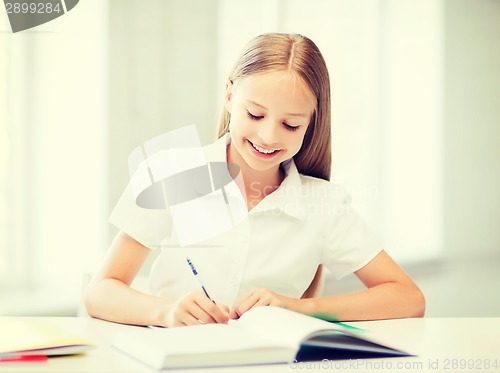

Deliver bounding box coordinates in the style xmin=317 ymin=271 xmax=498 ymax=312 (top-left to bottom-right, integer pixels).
xmin=109 ymin=182 xmax=173 ymax=249
xmin=321 ymin=187 xmax=383 ymax=279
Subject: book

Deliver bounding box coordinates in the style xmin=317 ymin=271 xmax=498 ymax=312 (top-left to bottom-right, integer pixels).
xmin=0 ymin=318 xmax=95 ymax=358
xmin=112 ymin=306 xmax=411 ymax=369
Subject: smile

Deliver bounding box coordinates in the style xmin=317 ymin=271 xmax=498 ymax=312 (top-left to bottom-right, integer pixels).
xmin=248 ymin=140 xmax=280 ymax=155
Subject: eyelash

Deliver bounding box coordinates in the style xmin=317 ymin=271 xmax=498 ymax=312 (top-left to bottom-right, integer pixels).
xmin=246 ymin=111 xmax=299 ymax=132
xmin=246 ymin=111 xmax=263 ymax=120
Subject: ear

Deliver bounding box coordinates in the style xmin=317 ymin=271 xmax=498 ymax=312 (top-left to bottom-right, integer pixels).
xmin=224 ymin=80 xmax=234 ymax=113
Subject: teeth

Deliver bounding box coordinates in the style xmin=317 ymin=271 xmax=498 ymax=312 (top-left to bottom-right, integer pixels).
xmin=252 ymin=142 xmax=276 ymax=154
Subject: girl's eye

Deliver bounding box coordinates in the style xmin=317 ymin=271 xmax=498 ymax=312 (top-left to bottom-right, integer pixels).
xmin=246 ymin=110 xmax=299 ymax=131
xmin=247 ymin=111 xmax=263 ymax=120
xmin=283 ymin=123 xmax=299 ymax=132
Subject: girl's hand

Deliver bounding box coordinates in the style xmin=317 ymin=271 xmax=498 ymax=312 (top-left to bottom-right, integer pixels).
xmin=166 ymin=291 xmax=230 ymax=327
xmin=229 ymin=288 xmax=297 ymax=319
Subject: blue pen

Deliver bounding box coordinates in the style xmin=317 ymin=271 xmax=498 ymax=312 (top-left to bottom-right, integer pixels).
xmin=186 ymin=258 xmax=216 ymax=304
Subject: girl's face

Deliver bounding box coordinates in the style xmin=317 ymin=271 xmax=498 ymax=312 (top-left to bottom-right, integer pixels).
xmin=225 ymin=70 xmax=316 ymax=173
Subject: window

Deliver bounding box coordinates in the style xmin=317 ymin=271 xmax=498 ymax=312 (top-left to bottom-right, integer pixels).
xmin=0 ymin=3 xmax=108 ymax=314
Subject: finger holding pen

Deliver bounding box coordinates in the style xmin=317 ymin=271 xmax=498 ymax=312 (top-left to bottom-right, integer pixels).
xmin=165 ymin=258 xmax=229 ymax=327
xmin=166 ymin=290 xmax=229 ymax=327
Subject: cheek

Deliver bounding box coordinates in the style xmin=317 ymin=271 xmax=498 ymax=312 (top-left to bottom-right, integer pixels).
xmin=290 ymin=131 xmax=307 ymax=151
xmin=230 ymin=110 xmax=253 ymax=133
xmin=290 ymin=139 xmax=304 ymax=155
xmin=279 ymin=132 xmax=306 ymax=159
xmin=228 ymin=110 xmax=242 ymax=132
xmin=287 ymin=132 xmax=308 ymax=158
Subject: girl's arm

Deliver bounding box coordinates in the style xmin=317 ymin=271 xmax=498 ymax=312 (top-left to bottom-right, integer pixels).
xmin=84 ymin=232 xmax=171 ymax=326
xmin=230 ymin=250 xmax=425 ymax=321
xmin=84 ymin=232 xmax=229 ymax=326
xmin=305 ymin=250 xmax=425 ymax=320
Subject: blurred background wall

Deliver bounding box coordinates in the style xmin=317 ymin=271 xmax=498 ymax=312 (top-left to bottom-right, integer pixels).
xmin=1 ymin=0 xmax=499 ymax=317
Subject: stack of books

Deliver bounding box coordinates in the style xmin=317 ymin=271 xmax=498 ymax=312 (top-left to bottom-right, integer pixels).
xmin=0 ymin=318 xmax=94 ymax=364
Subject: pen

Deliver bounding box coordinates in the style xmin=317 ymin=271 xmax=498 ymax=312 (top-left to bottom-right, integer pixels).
xmin=186 ymin=258 xmax=216 ymax=304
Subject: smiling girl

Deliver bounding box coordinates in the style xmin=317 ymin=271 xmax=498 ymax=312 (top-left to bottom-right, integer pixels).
xmin=84 ymin=33 xmax=425 ymax=327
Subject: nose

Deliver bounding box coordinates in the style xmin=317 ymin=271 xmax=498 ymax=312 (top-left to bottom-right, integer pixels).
xmin=256 ymin=121 xmax=280 ymax=146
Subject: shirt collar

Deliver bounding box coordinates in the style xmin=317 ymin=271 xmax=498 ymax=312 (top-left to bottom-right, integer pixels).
xmin=250 ymin=158 xmax=306 ymax=220
xmin=206 ymin=133 xmax=307 ymax=220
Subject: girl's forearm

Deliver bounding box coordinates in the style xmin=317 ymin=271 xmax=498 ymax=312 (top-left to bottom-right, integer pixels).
xmin=84 ymin=278 xmax=174 ymax=326
xmin=298 ymin=282 xmax=425 ymax=321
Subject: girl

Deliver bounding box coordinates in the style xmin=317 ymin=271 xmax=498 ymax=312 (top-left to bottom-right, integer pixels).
xmin=84 ymin=33 xmax=425 ymax=327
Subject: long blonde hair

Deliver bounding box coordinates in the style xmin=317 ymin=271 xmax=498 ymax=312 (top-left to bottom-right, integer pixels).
xmin=217 ymin=33 xmax=331 ymax=181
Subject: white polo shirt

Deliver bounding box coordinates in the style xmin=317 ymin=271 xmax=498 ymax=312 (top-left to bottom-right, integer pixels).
xmin=109 ymin=134 xmax=382 ymax=306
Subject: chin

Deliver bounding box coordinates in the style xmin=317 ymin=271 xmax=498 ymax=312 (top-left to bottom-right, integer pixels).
xmin=249 ymin=163 xmax=280 ymax=173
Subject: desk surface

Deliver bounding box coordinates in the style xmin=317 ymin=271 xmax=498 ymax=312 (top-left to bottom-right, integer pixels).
xmin=0 ymin=317 xmax=499 ymax=372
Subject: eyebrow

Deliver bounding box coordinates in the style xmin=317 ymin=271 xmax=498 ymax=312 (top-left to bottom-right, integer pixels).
xmin=246 ymin=100 xmax=310 ymax=118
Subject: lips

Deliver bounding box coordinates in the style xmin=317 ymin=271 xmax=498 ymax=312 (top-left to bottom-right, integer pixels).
xmin=247 ymin=139 xmax=281 ymax=157
xmin=252 ymin=142 xmax=276 ymax=154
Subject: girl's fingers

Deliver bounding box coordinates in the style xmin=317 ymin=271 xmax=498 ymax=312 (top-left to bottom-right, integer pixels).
xmin=180 ymin=312 xmax=204 ymax=326
xmin=169 ymin=306 xmax=198 ymax=327
xmin=190 ymin=291 xmax=229 ymax=324
xmin=229 ymin=309 xmax=239 ymax=319
xmin=169 ymin=291 xmax=230 ymax=326
xmin=233 ymin=292 xmax=262 ymax=317
xmin=231 ymin=290 xmax=256 ymax=316
xmin=195 ymin=293 xmax=229 ymax=323
xmin=188 ymin=299 xmax=218 ymax=324
xmin=231 ymin=289 xmax=284 ymax=317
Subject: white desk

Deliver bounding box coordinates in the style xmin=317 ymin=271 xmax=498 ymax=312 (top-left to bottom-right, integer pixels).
xmin=0 ymin=317 xmax=499 ymax=372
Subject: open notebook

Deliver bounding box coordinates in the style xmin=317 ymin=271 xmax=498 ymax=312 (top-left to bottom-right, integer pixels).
xmin=0 ymin=318 xmax=95 ymax=358
xmin=113 ymin=307 xmax=411 ymax=369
